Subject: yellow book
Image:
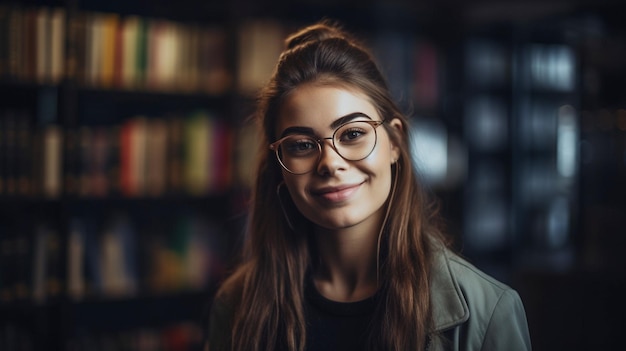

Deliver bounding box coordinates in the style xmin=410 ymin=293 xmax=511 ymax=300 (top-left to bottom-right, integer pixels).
xmin=184 ymin=111 xmax=211 ymax=196
xmin=49 ymin=7 xmax=65 ymax=84
xmin=100 ymin=13 xmax=119 ymax=88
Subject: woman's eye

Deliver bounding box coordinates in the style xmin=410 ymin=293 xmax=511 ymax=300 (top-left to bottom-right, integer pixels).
xmin=339 ymin=128 xmax=366 ymax=142
xmin=285 ymin=138 xmax=317 ymax=154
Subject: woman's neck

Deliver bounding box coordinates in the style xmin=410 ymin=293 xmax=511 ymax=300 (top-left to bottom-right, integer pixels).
xmin=312 ymin=224 xmax=380 ymax=302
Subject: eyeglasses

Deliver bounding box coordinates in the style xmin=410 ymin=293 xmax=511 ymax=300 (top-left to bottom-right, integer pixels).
xmin=269 ymin=119 xmax=385 ymax=174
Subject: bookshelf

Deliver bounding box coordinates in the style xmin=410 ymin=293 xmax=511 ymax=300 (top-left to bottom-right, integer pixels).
xmin=2 ymin=0 xmax=624 ymax=350
xmin=0 ymin=1 xmax=243 ymax=350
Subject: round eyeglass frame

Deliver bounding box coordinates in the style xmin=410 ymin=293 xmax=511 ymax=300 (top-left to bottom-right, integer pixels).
xmin=269 ymin=119 xmax=385 ymax=174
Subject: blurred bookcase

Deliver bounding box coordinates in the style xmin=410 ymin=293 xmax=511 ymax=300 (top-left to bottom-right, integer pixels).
xmin=2 ymin=0 xmax=616 ymax=350
xmin=0 ymin=1 xmax=244 ymax=350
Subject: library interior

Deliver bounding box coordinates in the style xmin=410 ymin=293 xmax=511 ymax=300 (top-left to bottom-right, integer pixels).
xmin=1 ymin=0 xmax=625 ymax=350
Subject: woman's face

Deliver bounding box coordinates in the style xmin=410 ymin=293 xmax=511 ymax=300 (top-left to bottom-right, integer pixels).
xmin=276 ymin=84 xmax=401 ymax=232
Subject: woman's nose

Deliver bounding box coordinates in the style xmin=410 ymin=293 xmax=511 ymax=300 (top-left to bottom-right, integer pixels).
xmin=315 ymin=139 xmax=347 ymax=176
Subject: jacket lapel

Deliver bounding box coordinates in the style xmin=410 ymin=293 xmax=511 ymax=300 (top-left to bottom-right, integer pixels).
xmin=430 ymin=248 xmax=470 ymax=331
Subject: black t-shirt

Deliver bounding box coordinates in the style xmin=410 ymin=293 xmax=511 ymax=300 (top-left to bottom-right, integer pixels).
xmin=304 ymin=279 xmax=378 ymax=351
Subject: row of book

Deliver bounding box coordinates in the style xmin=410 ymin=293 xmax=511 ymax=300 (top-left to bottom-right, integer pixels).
xmin=0 ymin=321 xmax=203 ymax=351
xmin=0 ymin=5 xmax=65 ymax=85
xmin=0 ymin=109 xmax=235 ymax=198
xmin=1 ymin=5 xmax=442 ymax=106
xmin=0 ymin=5 xmax=232 ymax=94
xmin=66 ymin=322 xmax=204 ymax=351
xmin=0 ymin=211 xmax=226 ymax=304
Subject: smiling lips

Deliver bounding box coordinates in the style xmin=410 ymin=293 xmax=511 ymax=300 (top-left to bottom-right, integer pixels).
xmin=312 ymin=183 xmax=363 ymax=203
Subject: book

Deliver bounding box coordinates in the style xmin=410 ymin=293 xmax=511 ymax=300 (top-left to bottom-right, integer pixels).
xmin=78 ymin=126 xmax=92 ymax=196
xmin=236 ymin=20 xmax=284 ymax=94
xmin=22 ymin=8 xmax=36 ymax=82
xmin=49 ymin=7 xmax=65 ymax=84
xmin=147 ymin=19 xmax=180 ymax=90
xmin=201 ymin=26 xmax=232 ymax=94
xmin=135 ymin=17 xmax=149 ymax=88
xmin=119 ymin=117 xmax=148 ymax=197
xmin=100 ymin=13 xmax=119 ymax=88
xmin=35 ymin=7 xmax=49 ymax=83
xmin=67 ymin=218 xmax=86 ymax=300
xmin=211 ymin=119 xmax=234 ymax=191
xmin=6 ymin=6 xmax=22 ymax=80
xmin=121 ymin=15 xmax=140 ymax=89
xmin=167 ymin=116 xmax=184 ymax=194
xmin=90 ymin=126 xmax=110 ymax=197
xmin=32 ymin=223 xmax=62 ymax=304
xmin=86 ymin=12 xmax=103 ymax=87
xmin=67 ymin=11 xmax=87 ymax=84
xmin=145 ymin=118 xmax=168 ymax=196
xmin=184 ymin=111 xmax=211 ymax=196
xmin=100 ymin=214 xmax=137 ymax=297
xmin=42 ymin=124 xmax=63 ymax=198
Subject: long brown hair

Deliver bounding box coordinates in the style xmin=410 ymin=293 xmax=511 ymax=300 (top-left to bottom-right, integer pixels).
xmin=214 ymin=19 xmax=449 ymax=351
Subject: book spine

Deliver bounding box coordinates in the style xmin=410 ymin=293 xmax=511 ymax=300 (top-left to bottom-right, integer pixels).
xmin=22 ymin=8 xmax=36 ymax=82
xmin=184 ymin=111 xmax=211 ymax=196
xmin=167 ymin=116 xmax=184 ymax=195
xmin=43 ymin=125 xmax=63 ymax=198
xmin=121 ymin=16 xmax=139 ymax=89
xmin=49 ymin=7 xmax=66 ymax=84
xmin=35 ymin=7 xmax=49 ymax=83
xmin=78 ymin=127 xmax=92 ymax=196
xmin=135 ymin=17 xmax=148 ymax=89
xmin=100 ymin=13 xmax=118 ymax=88
xmin=6 ymin=6 xmax=22 ymax=81
xmin=146 ymin=119 xmax=168 ymax=196
xmin=67 ymin=218 xmax=86 ymax=300
xmin=32 ymin=224 xmax=48 ymax=303
xmin=90 ymin=127 xmax=109 ymax=197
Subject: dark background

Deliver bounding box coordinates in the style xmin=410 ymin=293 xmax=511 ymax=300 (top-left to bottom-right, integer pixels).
xmin=1 ymin=0 xmax=626 ymax=350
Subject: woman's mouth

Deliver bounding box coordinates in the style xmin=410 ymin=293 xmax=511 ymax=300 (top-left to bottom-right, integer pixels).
xmin=313 ymin=183 xmax=362 ymax=203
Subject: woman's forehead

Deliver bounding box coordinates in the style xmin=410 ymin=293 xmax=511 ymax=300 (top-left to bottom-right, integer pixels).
xmin=276 ymin=85 xmax=379 ymax=131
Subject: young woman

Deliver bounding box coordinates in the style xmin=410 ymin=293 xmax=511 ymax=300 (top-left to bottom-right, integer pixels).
xmin=206 ymin=20 xmax=531 ymax=351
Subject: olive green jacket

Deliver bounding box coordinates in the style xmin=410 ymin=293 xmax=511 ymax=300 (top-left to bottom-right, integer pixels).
xmin=206 ymin=248 xmax=531 ymax=351
xmin=428 ymin=249 xmax=531 ymax=351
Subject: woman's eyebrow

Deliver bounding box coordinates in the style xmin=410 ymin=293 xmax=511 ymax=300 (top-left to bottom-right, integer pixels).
xmin=279 ymin=126 xmax=314 ymax=138
xmin=279 ymin=112 xmax=372 ymax=138
xmin=330 ymin=112 xmax=372 ymax=129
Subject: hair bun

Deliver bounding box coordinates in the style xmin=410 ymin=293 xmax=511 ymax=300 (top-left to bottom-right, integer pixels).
xmin=284 ymin=20 xmax=348 ymax=50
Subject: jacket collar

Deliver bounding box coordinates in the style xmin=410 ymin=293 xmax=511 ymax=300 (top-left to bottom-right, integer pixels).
xmin=430 ymin=247 xmax=470 ymax=331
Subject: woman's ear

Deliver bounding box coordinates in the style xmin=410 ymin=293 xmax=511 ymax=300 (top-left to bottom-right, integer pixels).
xmin=388 ymin=118 xmax=403 ymax=163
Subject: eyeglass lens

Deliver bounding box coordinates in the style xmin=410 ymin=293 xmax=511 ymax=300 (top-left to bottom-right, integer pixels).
xmin=276 ymin=120 xmax=378 ymax=174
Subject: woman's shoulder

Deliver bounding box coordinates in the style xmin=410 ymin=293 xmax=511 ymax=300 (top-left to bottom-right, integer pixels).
xmin=429 ymin=246 xmax=531 ymax=350
xmin=431 ymin=248 xmax=521 ymax=328
xmin=442 ymin=249 xmax=515 ymax=298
